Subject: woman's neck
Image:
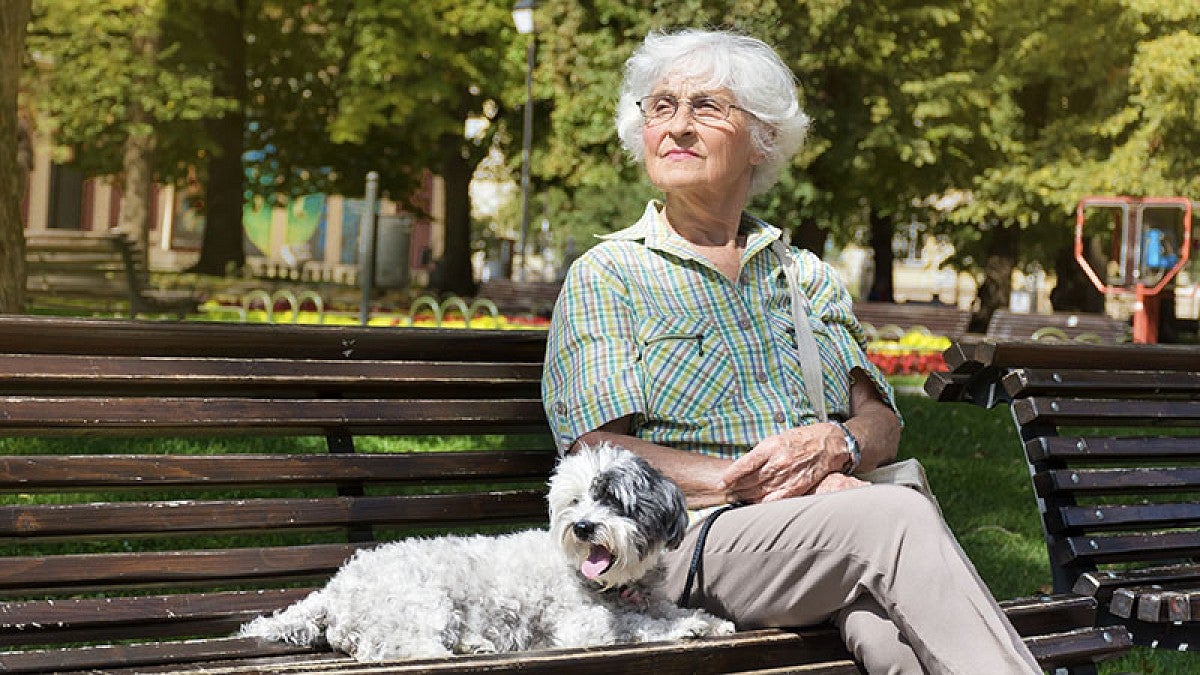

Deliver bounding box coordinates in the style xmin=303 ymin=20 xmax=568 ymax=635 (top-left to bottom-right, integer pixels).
xmin=661 ymin=195 xmax=749 ymax=283
xmin=661 ymin=194 xmax=746 ymax=247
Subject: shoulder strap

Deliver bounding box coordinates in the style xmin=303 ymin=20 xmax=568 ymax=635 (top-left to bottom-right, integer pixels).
xmin=769 ymin=239 xmax=828 ymax=423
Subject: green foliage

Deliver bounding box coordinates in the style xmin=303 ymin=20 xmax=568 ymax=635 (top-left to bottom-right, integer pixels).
xmin=25 ymin=0 xmax=236 ymax=180
xmin=19 ymin=0 xmax=1200 ymax=294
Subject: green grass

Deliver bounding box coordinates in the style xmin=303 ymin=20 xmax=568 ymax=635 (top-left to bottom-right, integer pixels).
xmin=0 ymin=397 xmax=1191 ymax=671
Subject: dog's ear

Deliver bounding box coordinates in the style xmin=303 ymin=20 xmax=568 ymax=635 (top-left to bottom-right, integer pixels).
xmin=629 ymin=455 xmax=689 ymax=550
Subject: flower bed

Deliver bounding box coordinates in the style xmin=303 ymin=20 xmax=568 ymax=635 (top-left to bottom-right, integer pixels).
xmin=866 ymin=329 xmax=951 ymax=377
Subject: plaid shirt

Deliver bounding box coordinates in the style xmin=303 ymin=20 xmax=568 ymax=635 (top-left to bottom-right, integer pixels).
xmin=543 ymin=201 xmax=898 ymax=458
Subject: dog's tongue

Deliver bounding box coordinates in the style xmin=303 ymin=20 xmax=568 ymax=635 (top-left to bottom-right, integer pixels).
xmin=581 ymin=545 xmax=613 ymax=580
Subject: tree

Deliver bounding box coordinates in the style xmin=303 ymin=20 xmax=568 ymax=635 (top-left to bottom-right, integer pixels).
xmin=324 ymin=0 xmax=524 ymax=294
xmin=24 ymin=0 xmax=236 ymax=263
xmin=0 ymin=0 xmax=31 ymax=314
xmin=911 ymin=0 xmax=1200 ymax=326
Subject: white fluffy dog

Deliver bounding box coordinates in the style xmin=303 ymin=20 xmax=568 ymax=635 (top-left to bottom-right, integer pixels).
xmin=240 ymin=443 xmax=735 ymax=661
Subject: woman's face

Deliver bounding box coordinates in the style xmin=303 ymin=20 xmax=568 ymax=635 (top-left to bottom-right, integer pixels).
xmin=640 ymin=76 xmax=763 ymax=201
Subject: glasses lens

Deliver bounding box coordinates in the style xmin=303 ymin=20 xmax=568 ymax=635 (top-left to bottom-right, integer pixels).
xmin=690 ymin=96 xmax=729 ymax=122
xmin=640 ymin=95 xmax=678 ymax=124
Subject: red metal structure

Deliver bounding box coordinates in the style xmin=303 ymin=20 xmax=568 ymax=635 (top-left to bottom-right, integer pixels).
xmin=1075 ymin=196 xmax=1193 ymax=343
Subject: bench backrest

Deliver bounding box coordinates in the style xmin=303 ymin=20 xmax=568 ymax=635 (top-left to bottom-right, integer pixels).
xmin=0 ymin=316 xmax=555 ymax=649
xmin=24 ymin=233 xmax=129 ymax=303
xmin=851 ymin=301 xmax=971 ymax=339
xmin=926 ymin=341 xmax=1200 ymax=592
xmin=476 ymin=279 xmax=563 ymax=316
xmin=985 ymin=309 xmax=1131 ymax=343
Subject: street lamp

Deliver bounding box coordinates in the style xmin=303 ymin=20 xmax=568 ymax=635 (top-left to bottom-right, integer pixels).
xmin=512 ymin=0 xmax=536 ymax=281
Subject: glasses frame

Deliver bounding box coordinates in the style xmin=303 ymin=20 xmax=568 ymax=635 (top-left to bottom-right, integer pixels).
xmin=636 ymin=93 xmax=749 ymax=127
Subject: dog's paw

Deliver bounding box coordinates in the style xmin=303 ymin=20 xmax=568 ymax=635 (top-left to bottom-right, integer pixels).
xmin=710 ymin=618 xmax=736 ymax=635
xmin=672 ymin=612 xmax=735 ymax=639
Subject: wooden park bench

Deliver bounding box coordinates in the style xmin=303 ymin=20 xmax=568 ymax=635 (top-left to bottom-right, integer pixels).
xmin=851 ymin=301 xmax=972 ymax=339
xmin=0 ymin=316 xmax=1130 ymax=673
xmin=984 ymin=309 xmax=1131 ymax=344
xmin=927 ymin=339 xmax=1200 ymax=654
xmin=24 ymin=232 xmax=201 ymax=319
xmin=475 ymin=278 xmax=562 ymax=317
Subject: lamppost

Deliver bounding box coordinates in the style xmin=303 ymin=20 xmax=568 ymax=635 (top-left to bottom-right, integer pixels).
xmin=512 ymin=0 xmax=536 ymax=281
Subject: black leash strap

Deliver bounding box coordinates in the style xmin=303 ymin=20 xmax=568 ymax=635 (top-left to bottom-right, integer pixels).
xmin=678 ymin=503 xmax=741 ymax=607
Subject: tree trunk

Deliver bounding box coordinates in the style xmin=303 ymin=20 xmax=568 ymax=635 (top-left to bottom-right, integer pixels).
xmin=437 ymin=132 xmax=476 ymax=296
xmin=0 ymin=0 xmax=31 ymax=314
xmin=969 ymin=223 xmax=1019 ymax=332
xmin=791 ymin=216 xmax=828 ymax=256
xmin=867 ymin=211 xmax=894 ymax=302
xmin=117 ymin=24 xmax=158 ymax=268
xmin=1049 ymin=238 xmax=1105 ymax=313
xmin=189 ymin=0 xmax=246 ymax=276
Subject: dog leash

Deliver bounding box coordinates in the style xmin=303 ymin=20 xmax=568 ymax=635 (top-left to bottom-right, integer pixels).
xmin=678 ymin=503 xmax=741 ymax=607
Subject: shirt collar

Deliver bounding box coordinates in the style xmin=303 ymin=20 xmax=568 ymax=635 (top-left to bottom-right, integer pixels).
xmin=599 ymin=200 xmax=782 ymax=264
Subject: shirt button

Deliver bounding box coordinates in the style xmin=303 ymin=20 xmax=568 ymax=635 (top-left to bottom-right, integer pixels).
xmin=773 ymin=411 xmax=787 ymax=424
xmin=554 ymin=401 xmax=567 ymax=415
xmin=738 ymin=318 xmax=752 ymax=330
xmin=756 ymin=371 xmax=768 ymax=383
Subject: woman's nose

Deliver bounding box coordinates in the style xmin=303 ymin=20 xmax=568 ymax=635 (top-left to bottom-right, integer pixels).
xmin=663 ymin=103 xmax=695 ymax=134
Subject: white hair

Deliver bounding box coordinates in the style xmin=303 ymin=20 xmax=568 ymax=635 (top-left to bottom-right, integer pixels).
xmin=616 ymin=29 xmax=810 ymax=197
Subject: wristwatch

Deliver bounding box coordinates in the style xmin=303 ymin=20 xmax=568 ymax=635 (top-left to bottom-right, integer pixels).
xmin=830 ymin=420 xmax=861 ymax=474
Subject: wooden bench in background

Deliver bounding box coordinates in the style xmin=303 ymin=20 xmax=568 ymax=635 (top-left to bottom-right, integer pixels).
xmin=851 ymin=301 xmax=972 ymax=339
xmin=927 ymin=339 xmax=1200 ymax=653
xmin=984 ymin=310 xmax=1131 ymax=344
xmin=24 ymin=233 xmax=201 ymax=318
xmin=475 ymin=279 xmax=562 ymax=317
xmin=0 ymin=316 xmax=1130 ymax=673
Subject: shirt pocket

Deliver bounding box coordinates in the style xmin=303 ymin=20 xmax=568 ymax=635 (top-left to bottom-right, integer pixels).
xmin=637 ymin=315 xmax=734 ymax=419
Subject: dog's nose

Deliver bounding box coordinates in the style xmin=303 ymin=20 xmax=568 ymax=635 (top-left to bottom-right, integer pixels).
xmin=572 ymin=521 xmax=596 ymax=540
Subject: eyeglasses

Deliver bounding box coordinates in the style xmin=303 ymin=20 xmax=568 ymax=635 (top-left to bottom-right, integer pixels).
xmin=636 ymin=93 xmax=747 ymax=127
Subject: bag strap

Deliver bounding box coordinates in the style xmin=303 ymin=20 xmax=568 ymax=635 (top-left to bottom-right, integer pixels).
xmin=770 ymin=239 xmax=828 ymax=423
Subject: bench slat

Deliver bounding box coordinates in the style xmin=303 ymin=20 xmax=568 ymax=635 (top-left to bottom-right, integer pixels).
xmin=1036 ymin=468 xmax=1200 ymax=495
xmin=0 ymin=492 xmax=548 ymax=538
xmin=1051 ymin=502 xmax=1200 ymax=532
xmin=1022 ymin=626 xmax=1133 ymax=670
xmin=1013 ymin=397 xmax=1200 ymax=426
xmin=999 ymin=594 xmax=1096 ymax=635
xmin=1074 ymin=564 xmax=1200 ymax=602
xmin=0 ymin=588 xmax=311 ymax=647
xmin=943 ymin=340 xmax=1200 ymax=373
xmin=1056 ymin=531 xmax=1200 ymax=566
xmin=0 ymin=397 xmax=548 ymax=434
xmin=1025 ymin=435 xmax=1200 ymax=462
xmin=0 ymin=543 xmax=367 ymax=593
xmin=3 ymin=630 xmax=851 ymax=675
xmin=0 ymin=355 xmax=543 ymax=392
xmin=0 ymin=452 xmax=555 ymax=489
xmin=0 ymin=317 xmax=550 ymax=361
xmin=0 ymin=636 xmax=323 ymax=674
xmin=1004 ymin=368 xmax=1200 ymax=397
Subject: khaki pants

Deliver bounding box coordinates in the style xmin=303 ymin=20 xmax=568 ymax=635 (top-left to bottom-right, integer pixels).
xmin=657 ymin=484 xmax=1041 ymax=674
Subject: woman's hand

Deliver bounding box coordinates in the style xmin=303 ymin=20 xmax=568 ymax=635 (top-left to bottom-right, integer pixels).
xmin=810 ymin=472 xmax=870 ymax=494
xmin=719 ymin=422 xmax=850 ymax=503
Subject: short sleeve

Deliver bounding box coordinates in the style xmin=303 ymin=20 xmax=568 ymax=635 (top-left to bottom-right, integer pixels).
xmin=542 ymin=252 xmax=645 ymax=453
xmin=802 ymin=252 xmax=902 ymax=424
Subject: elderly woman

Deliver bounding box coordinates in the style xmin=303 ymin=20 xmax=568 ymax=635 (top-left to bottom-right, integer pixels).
xmin=542 ymin=29 xmax=1039 ymax=674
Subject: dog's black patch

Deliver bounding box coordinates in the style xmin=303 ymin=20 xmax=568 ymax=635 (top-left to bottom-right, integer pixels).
xmin=591 ymin=454 xmax=688 ymax=553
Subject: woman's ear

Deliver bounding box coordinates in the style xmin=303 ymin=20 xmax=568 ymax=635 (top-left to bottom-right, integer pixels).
xmin=751 ymin=126 xmax=776 ymax=165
